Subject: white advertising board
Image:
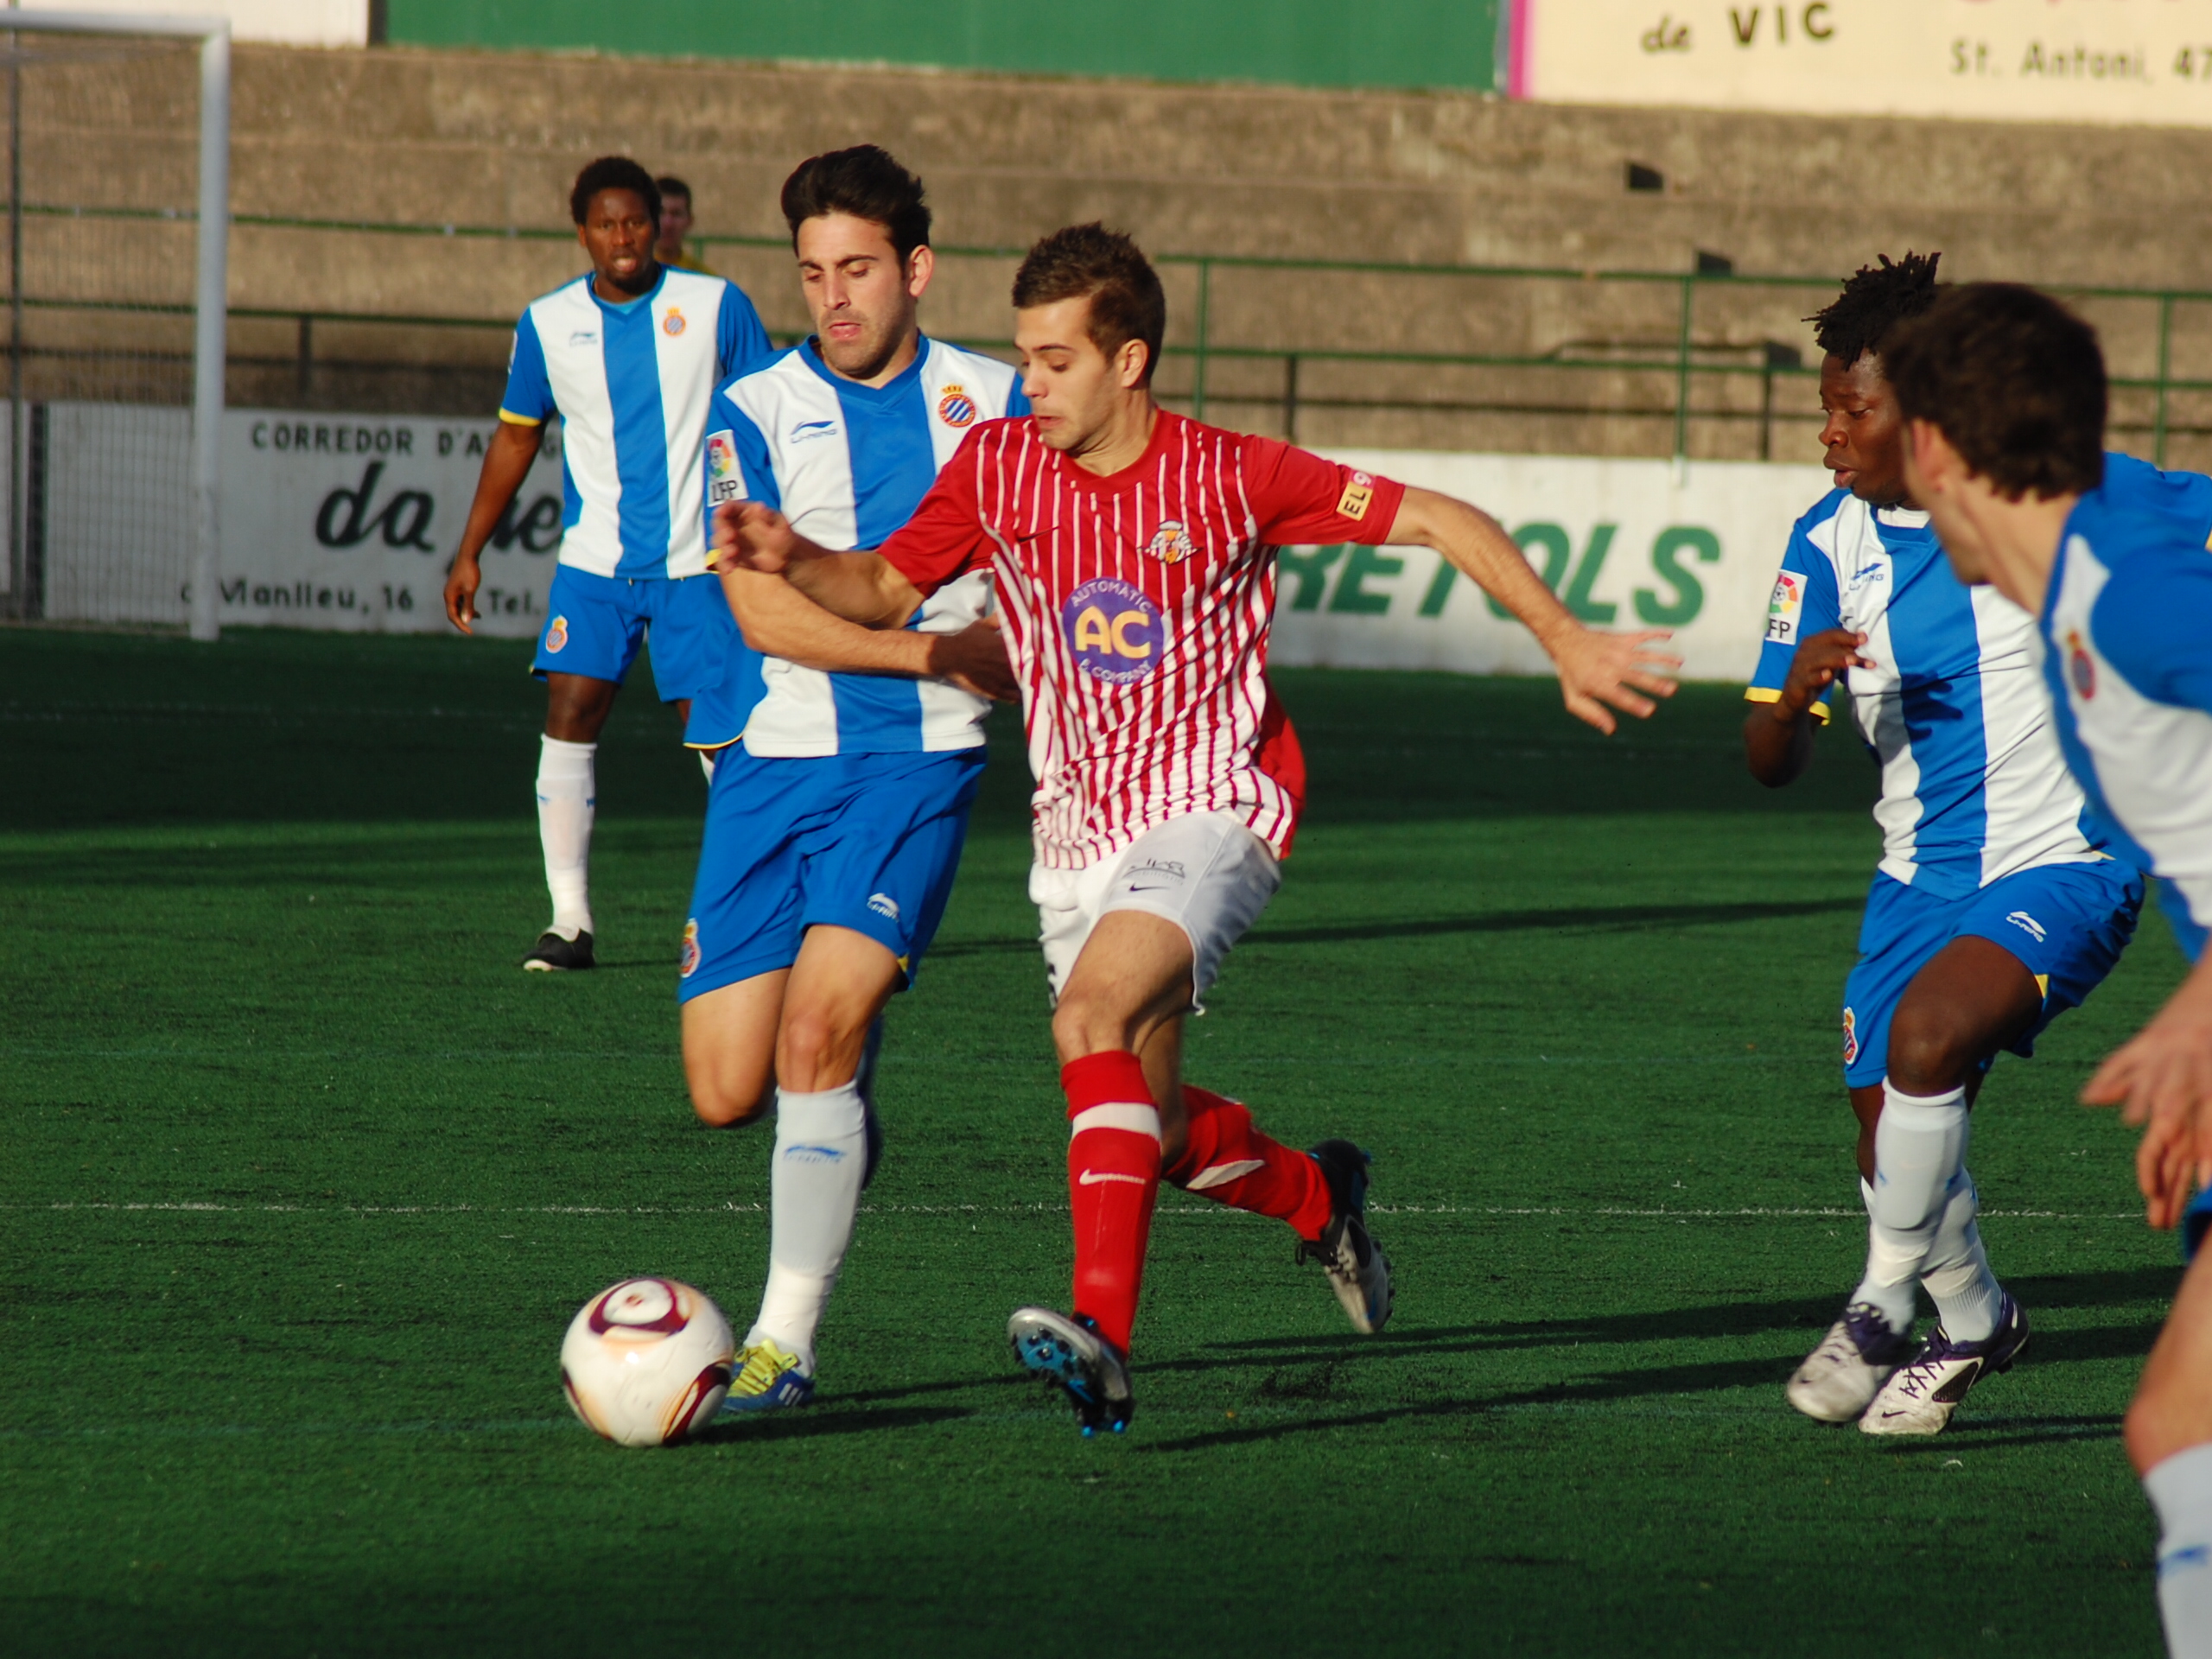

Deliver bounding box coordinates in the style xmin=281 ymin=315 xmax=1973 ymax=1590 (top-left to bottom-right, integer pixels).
xmin=1510 ymin=0 xmax=2212 ymax=127
xmin=35 ymin=409 xmax=1828 ymax=685
xmin=1274 ymin=448 xmax=1833 ymax=684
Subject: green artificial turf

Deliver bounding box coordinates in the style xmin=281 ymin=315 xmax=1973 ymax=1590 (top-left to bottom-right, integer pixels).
xmin=0 ymin=626 xmax=2186 ymax=1655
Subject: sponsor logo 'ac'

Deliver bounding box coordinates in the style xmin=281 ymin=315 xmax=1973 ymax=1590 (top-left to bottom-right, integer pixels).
xmin=1061 ymin=577 xmax=1164 ymax=685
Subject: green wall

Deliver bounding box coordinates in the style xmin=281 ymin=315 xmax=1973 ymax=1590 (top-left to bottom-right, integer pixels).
xmin=383 ymin=1 xmax=1505 ymax=93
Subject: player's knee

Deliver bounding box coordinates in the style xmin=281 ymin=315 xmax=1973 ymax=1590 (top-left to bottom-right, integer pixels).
xmin=775 ymin=1004 xmax=862 ymax=1091
xmin=1885 ymin=1001 xmax=1979 ymax=1093
xmin=690 ymin=1081 xmax=772 ymax=1129
xmin=1050 ymin=992 xmax=1127 ymax=1065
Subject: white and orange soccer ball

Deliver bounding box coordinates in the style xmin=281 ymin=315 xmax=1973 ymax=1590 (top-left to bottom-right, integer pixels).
xmin=560 ymin=1277 xmax=734 ymax=1446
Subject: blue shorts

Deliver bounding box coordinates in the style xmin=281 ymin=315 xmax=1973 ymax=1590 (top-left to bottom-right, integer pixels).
xmin=1840 ymin=861 xmax=2145 ymax=1088
xmin=677 ymin=747 xmax=985 ymax=1003
xmin=531 ymin=566 xmax=734 ymax=702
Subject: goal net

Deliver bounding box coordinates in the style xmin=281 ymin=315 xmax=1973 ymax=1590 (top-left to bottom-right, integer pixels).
xmin=0 ymin=13 xmax=226 ymax=637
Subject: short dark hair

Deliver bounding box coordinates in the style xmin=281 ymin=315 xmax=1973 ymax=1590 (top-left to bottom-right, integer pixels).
xmin=570 ymin=156 xmax=660 ymax=227
xmin=1807 ymin=251 xmax=1942 ymax=369
xmin=1012 ymin=224 xmax=1166 ymax=387
xmin=655 ymin=175 xmax=692 ymax=205
xmin=1885 ymin=283 xmax=2107 ymax=500
xmin=780 ymin=145 xmax=931 ymax=264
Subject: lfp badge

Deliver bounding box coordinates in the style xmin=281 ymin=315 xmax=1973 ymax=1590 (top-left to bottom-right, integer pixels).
xmin=1061 ymin=577 xmax=1163 ymax=684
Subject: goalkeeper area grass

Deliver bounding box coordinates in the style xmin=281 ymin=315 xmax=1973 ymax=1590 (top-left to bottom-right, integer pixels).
xmin=0 ymin=627 xmax=2183 ymax=1656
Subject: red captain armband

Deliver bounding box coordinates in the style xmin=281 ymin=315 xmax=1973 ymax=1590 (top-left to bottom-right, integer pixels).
xmin=1255 ymin=687 xmax=1307 ymax=857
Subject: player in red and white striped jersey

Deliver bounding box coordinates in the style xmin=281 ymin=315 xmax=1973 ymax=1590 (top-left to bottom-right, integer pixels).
xmin=720 ymin=224 xmax=1681 ymax=1433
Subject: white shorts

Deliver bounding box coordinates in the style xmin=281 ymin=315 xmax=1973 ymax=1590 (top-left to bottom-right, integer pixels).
xmin=1031 ymin=810 xmax=1283 ymax=1010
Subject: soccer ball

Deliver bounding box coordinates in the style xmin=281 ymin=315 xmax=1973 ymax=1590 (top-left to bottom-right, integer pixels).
xmin=560 ymin=1277 xmax=734 ymax=1446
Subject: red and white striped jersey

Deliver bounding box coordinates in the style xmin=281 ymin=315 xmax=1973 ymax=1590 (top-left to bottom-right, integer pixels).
xmin=876 ymin=410 xmax=1406 ymax=868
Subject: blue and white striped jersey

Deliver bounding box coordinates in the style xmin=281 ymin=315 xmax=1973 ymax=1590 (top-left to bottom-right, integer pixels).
xmin=1749 ymin=453 xmax=2212 ymax=901
xmin=500 ymin=265 xmax=771 ymax=581
xmin=688 ymin=335 xmax=1027 ymax=755
xmin=2043 ymin=476 xmax=2212 ymax=961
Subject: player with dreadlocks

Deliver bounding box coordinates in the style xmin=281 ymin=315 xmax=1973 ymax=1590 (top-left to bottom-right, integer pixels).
xmin=1744 ymin=252 xmax=2212 ymax=1435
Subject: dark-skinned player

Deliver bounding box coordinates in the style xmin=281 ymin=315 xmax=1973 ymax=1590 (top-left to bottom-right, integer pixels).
xmin=442 ymin=156 xmax=770 ymax=970
xmin=1747 ymin=253 xmax=2210 ymax=1434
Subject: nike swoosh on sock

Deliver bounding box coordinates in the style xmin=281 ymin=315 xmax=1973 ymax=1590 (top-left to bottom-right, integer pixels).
xmin=1077 ymin=1170 xmax=1148 ymax=1186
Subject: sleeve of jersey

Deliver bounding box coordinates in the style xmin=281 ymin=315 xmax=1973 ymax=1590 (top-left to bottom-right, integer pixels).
xmin=874 ymin=434 xmax=994 ymax=598
xmin=717 ymin=284 xmax=774 ymax=380
xmin=1744 ymin=522 xmax=1840 ymax=722
xmin=499 ymin=313 xmax=554 ymax=425
xmin=1243 ymin=436 xmax=1406 ymax=546
xmin=2098 ymin=555 xmax=2212 ymax=713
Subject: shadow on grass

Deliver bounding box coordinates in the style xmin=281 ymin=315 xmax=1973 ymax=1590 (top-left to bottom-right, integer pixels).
xmin=696 ymin=1402 xmax=975 ymax=1443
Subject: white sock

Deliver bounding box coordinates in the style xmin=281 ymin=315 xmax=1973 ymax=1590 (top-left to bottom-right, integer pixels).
xmin=2146 ymin=1443 xmax=2212 ymax=1658
xmin=1920 ymin=1168 xmax=2003 ymax=1343
xmin=1852 ymin=1083 xmax=1969 ymax=1335
xmin=747 ymin=1082 xmax=868 ymax=1373
xmin=536 ymin=734 xmax=595 ymax=938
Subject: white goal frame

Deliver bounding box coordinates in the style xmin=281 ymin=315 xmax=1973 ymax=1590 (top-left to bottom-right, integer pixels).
xmin=3 ymin=10 xmax=229 ymax=639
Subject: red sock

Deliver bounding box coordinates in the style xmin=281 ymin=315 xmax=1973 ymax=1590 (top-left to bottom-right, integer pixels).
xmin=1062 ymin=1051 xmax=1162 ymax=1355
xmin=1165 ymin=1085 xmax=1333 ymax=1242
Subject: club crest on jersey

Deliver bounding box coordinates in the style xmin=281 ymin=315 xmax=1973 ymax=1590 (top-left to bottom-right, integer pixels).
xmin=544 ymin=615 xmax=569 ymax=654
xmin=662 ymin=308 xmax=686 ymax=336
xmin=1144 ymin=519 xmax=1198 ymax=565
xmin=937 ymin=385 xmax=976 ymax=428
xmin=1766 ymin=571 xmax=1805 ymax=645
xmin=1337 ymin=471 xmax=1376 ymax=521
xmin=2066 ymin=629 xmax=2096 ymax=698
xmin=1840 ymin=1006 xmax=1859 ymax=1065
xmin=1061 ymin=576 xmax=1163 ymax=685
xmin=679 ymin=918 xmax=701 ymax=978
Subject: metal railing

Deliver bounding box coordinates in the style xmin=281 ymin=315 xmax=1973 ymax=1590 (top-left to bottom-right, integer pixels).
xmin=9 ymin=207 xmax=2212 ymax=465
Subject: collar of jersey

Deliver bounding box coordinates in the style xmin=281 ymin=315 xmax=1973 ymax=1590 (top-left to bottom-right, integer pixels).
xmin=584 ymin=264 xmax=669 ymax=315
xmin=796 ymin=334 xmax=931 ymax=407
xmin=1050 ymin=405 xmax=1183 ymax=494
xmin=1872 ymin=501 xmax=1932 ymax=532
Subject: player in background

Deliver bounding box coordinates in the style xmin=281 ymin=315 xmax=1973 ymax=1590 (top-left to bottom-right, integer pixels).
xmin=1890 ymin=281 xmax=2212 ymax=1659
xmin=721 ymin=224 xmax=1681 ymax=1434
xmin=655 ymin=176 xmax=715 ymax=276
xmin=443 ymin=157 xmax=770 ymax=972
xmin=678 ymin=148 xmax=1022 ymax=1412
xmin=1746 ymin=253 xmax=2201 ymax=1435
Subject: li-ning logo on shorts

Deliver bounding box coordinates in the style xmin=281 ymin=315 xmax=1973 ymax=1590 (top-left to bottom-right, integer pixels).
xmin=1144 ymin=519 xmax=1197 ymax=564
xmin=662 ymin=308 xmax=686 ymax=336
xmin=2007 ymin=910 xmax=2048 ymax=944
xmin=937 ymin=385 xmax=976 ymax=428
xmin=2066 ymin=629 xmax=2097 ymax=698
xmin=868 ymin=892 xmax=900 ymax=922
xmin=678 ymin=918 xmax=701 ymax=977
xmin=544 ymin=615 xmax=569 ymax=654
xmin=1061 ymin=577 xmax=1163 ymax=685
xmin=1841 ymin=1006 xmax=1859 ymax=1065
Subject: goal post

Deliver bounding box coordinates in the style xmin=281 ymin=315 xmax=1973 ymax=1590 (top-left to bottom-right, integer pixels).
xmin=1 ymin=9 xmax=228 ymax=639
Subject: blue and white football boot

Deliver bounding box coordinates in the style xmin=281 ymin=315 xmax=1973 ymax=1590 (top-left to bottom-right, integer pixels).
xmin=1007 ymin=1307 xmax=1134 ymax=1436
xmin=718 ymin=1338 xmax=816 ymax=1416
xmin=1786 ymin=1302 xmax=1917 ymax=1423
xmin=1298 ymin=1141 xmax=1393 ymax=1334
xmin=1859 ymin=1293 xmax=2030 ymax=1436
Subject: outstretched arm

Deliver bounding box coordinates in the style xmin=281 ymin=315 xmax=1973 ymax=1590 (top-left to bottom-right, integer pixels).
xmin=715 ymin=499 xmax=925 ymax=627
xmin=1386 ymin=486 xmax=1682 ymax=734
xmin=720 ymin=565 xmax=1014 ymax=701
